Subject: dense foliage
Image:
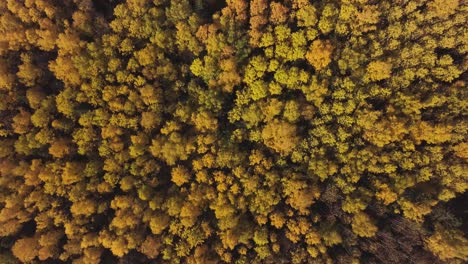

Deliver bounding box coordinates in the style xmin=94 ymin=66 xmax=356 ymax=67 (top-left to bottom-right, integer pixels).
xmin=0 ymin=0 xmax=467 ymax=263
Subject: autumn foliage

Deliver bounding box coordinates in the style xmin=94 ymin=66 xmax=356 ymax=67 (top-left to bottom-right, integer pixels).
xmin=0 ymin=0 xmax=467 ymax=263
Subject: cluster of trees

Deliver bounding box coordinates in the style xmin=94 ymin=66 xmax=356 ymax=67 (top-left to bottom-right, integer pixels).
xmin=0 ymin=0 xmax=467 ymax=263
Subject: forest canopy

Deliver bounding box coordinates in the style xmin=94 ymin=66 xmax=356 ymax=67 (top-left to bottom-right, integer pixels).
xmin=0 ymin=0 xmax=467 ymax=263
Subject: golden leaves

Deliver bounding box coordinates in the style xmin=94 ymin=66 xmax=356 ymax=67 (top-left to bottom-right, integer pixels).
xmin=351 ymin=212 xmax=377 ymax=237
xmin=49 ymin=138 xmax=73 ymax=158
xmin=12 ymin=237 xmax=40 ymax=262
xmin=452 ymin=142 xmax=468 ymax=159
xmin=0 ymin=0 xmax=467 ymax=263
xmin=427 ymin=0 xmax=459 ymax=19
xmin=171 ymin=165 xmax=191 ymax=186
xmin=262 ymin=119 xmax=299 ymax=155
xmin=425 ymin=224 xmax=468 ymax=261
xmin=366 ymin=61 xmax=392 ymax=81
xmin=306 ymin=39 xmax=334 ymax=70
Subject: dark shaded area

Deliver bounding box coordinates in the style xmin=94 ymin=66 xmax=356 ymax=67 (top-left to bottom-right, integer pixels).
xmin=101 ymin=249 xmax=119 ymax=264
xmin=0 ymin=237 xmax=15 ymax=249
xmin=18 ymin=220 xmax=36 ymax=237
xmin=435 ymin=48 xmax=464 ymax=65
xmin=92 ymin=0 xmax=124 ymax=20
xmin=118 ymin=250 xmax=151 ymax=264
xmin=191 ymin=0 xmax=227 ymax=22
xmin=366 ymin=97 xmax=388 ymax=111
xmin=445 ymin=191 xmax=468 ymax=233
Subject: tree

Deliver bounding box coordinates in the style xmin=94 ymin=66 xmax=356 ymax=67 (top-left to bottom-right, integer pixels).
xmin=149 ymin=213 xmax=170 ymax=235
xmin=171 ymin=165 xmax=191 ymax=186
xmin=12 ymin=237 xmax=40 ymax=263
xmin=262 ymin=119 xmax=299 ymax=155
xmin=425 ymin=224 xmax=468 ymax=261
xmin=62 ymin=162 xmax=85 ymax=185
xmin=26 ymin=87 xmax=45 ymax=109
xmin=12 ymin=109 xmax=31 ymax=134
xmin=351 ymin=212 xmax=378 ymax=237
xmin=139 ymin=235 xmax=161 ymax=259
xmin=427 ymin=0 xmax=460 ymax=19
xmin=49 ymin=138 xmax=73 ymax=158
xmin=283 ymin=180 xmax=320 ymax=215
xmin=306 ymin=39 xmax=333 ymax=70
xmin=0 ymin=58 xmax=15 ymax=90
xmin=71 ymin=199 xmax=97 ymax=216
xmin=270 ymin=2 xmax=289 ymax=24
xmin=366 ymin=61 xmax=392 ymax=82
xmin=17 ymin=53 xmax=42 ymax=86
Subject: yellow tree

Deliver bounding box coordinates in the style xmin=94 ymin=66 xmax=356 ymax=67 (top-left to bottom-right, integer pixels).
xmin=262 ymin=119 xmax=299 ymax=155
xmin=306 ymin=40 xmax=334 ymax=70
xmin=12 ymin=237 xmax=40 ymax=263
